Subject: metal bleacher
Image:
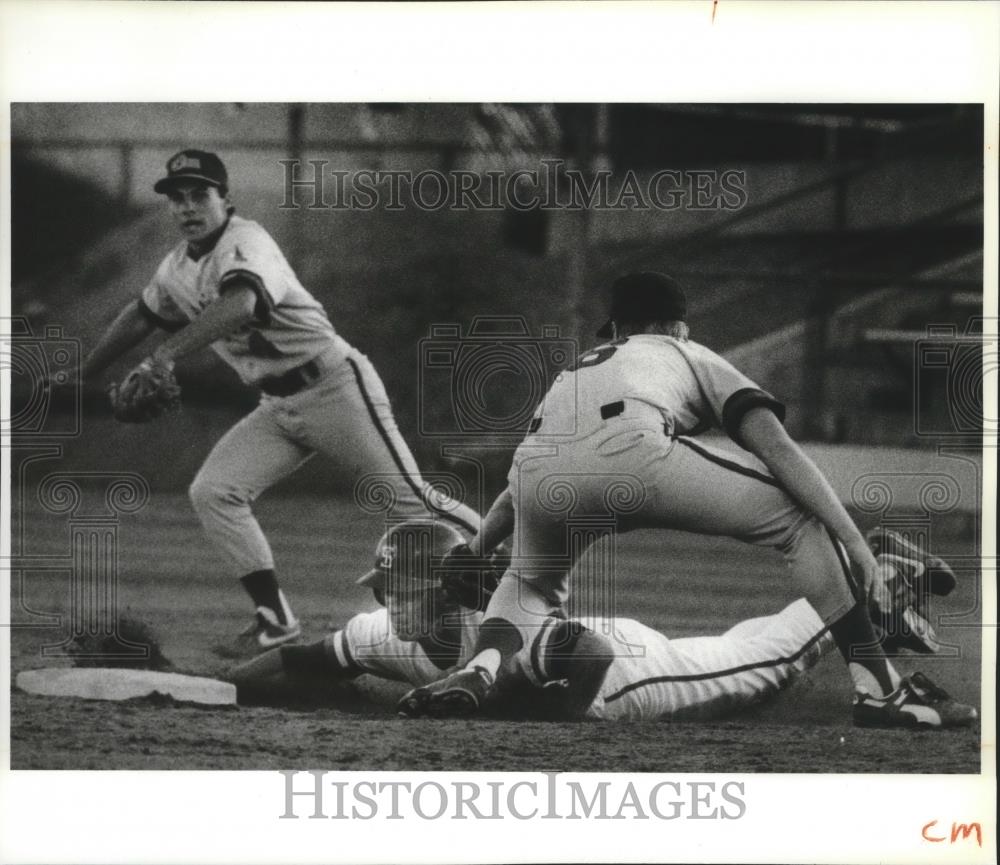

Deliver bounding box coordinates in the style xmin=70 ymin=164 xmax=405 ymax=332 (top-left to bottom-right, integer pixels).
xmin=603 ymin=106 xmax=984 ymax=444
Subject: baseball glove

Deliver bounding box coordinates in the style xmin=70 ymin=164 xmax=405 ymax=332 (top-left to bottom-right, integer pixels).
xmin=439 ymin=542 xmax=504 ymax=612
xmin=868 ymin=553 xmax=942 ymax=654
xmin=108 ymin=357 xmax=181 ymax=423
xmin=865 ymin=528 xmax=957 ymax=655
xmin=866 ymin=528 xmax=957 ymax=597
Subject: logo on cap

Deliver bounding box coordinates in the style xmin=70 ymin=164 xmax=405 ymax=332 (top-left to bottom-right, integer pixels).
xmin=379 ymin=546 xmax=395 ymax=570
xmin=170 ymin=154 xmax=202 ymax=173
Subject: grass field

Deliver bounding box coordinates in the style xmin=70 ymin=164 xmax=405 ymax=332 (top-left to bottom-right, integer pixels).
xmin=8 ymin=491 xmax=984 ymax=772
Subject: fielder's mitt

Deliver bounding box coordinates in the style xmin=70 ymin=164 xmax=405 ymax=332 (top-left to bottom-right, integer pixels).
xmin=108 ymin=357 xmax=181 ymax=423
xmin=439 ymin=542 xmax=504 ymax=612
xmin=866 ymin=528 xmax=957 ymax=596
xmin=865 ymin=528 xmax=956 ymax=655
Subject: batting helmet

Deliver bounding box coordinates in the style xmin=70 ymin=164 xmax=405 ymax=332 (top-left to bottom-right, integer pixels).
xmin=356 ymin=519 xmax=467 ymax=604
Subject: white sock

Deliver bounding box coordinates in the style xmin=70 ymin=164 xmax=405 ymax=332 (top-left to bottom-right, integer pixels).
xmin=886 ymin=661 xmax=902 ymax=690
xmin=465 ymin=649 xmax=501 ymax=682
xmin=277 ymin=590 xmax=296 ymax=626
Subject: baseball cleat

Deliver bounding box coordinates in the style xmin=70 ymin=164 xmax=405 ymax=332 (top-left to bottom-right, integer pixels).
xmin=399 ymin=667 xmax=493 ymax=719
xmin=428 ymin=667 xmax=493 ymax=717
xmin=866 ymin=528 xmax=957 ymax=596
xmin=213 ymin=607 xmax=301 ymax=659
xmin=852 ymin=672 xmax=978 ymax=729
xmin=396 ymin=686 xmax=433 ymax=718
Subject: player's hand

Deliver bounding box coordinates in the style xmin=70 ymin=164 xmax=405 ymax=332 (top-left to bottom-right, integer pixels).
xmin=866 ymin=528 xmax=957 ymax=597
xmin=846 ymin=540 xmax=881 ymax=594
xmin=439 ymin=542 xmax=500 ymax=612
xmin=488 ymin=541 xmax=511 ymax=577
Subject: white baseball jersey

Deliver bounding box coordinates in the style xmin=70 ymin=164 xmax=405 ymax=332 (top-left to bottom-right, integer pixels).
xmin=140 ymin=215 xmax=351 ymax=384
xmin=504 ymin=333 xmax=858 ymax=624
xmin=321 ymin=600 xmax=831 ymax=721
xmin=324 ymin=607 xmax=484 ymax=686
xmin=141 ymin=211 xmax=482 ymax=581
xmin=532 ymin=334 xmax=784 ymax=444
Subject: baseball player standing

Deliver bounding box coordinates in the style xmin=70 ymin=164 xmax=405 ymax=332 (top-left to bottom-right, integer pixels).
xmin=79 ymin=149 xmax=480 ymax=653
xmin=402 ymin=272 xmax=977 ymax=729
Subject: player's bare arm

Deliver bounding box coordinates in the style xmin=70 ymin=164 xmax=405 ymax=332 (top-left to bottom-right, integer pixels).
xmin=80 ymin=299 xmax=158 ymax=380
xmin=81 ymin=283 xmax=256 ymax=378
xmin=149 ymin=284 xmax=257 ymax=366
xmin=468 ymin=487 xmax=514 ymax=557
xmin=227 ymin=635 xmax=367 ymax=707
xmin=738 ymin=406 xmax=878 ymax=586
xmin=229 ymin=637 xmax=357 ymax=689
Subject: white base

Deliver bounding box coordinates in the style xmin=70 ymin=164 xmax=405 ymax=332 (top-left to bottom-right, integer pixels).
xmin=16 ymin=667 xmax=237 ymax=706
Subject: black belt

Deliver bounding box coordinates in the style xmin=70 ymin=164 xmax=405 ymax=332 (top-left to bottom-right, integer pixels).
xmin=528 ymin=400 xmax=670 ymax=435
xmin=258 ymin=358 xmax=322 ymax=397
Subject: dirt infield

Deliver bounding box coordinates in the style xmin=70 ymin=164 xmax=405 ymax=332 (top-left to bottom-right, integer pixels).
xmin=9 ymin=492 xmax=984 ymax=773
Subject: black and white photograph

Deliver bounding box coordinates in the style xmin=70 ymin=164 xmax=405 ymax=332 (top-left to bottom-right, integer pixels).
xmin=2 ymin=2 xmax=996 ymax=864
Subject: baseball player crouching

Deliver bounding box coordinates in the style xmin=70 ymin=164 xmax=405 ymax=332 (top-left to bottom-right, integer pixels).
xmin=79 ymin=150 xmax=480 ymax=654
xmin=401 ymin=272 xmax=977 ymax=730
xmin=229 ymin=520 xmax=961 ymax=725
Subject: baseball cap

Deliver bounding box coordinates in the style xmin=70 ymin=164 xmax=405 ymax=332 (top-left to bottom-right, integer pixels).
xmin=154 ymin=149 xmax=228 ymax=193
xmin=596 ymin=271 xmax=687 ymax=339
xmin=356 ymin=520 xmax=466 ymax=593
